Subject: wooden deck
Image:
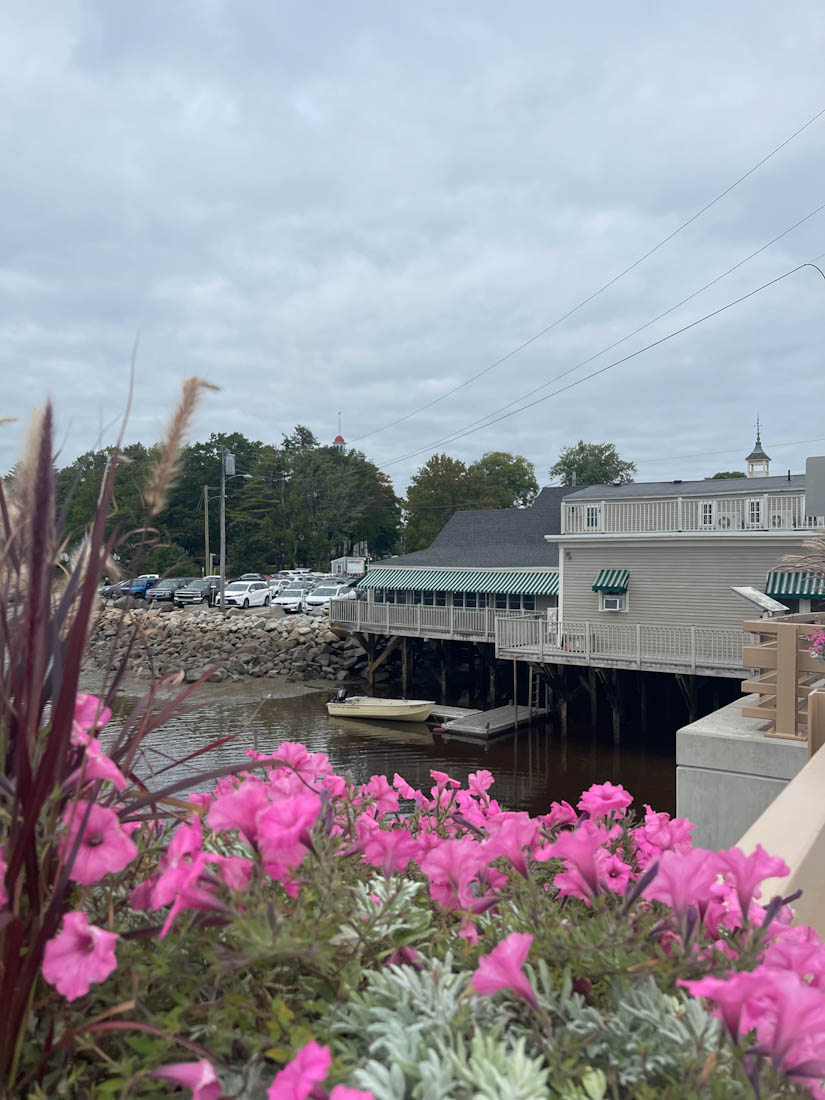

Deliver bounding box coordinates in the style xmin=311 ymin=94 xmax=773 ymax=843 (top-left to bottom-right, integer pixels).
xmin=330 ymin=599 xmax=526 ymax=643
xmin=495 ymin=617 xmax=755 ymax=679
xmin=438 ymin=704 xmax=546 ymax=743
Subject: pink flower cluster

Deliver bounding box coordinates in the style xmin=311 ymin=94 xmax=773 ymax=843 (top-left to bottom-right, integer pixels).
xmin=809 ymin=629 xmax=825 ymax=661
xmin=33 ymin=695 xmax=825 ymax=1098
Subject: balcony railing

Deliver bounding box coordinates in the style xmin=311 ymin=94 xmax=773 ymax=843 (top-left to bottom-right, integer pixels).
xmin=329 ymin=599 xmax=529 ymax=642
xmin=495 ymin=616 xmax=753 ymax=676
xmin=741 ymin=613 xmax=825 ymax=740
xmin=562 ymin=493 xmax=822 ymax=535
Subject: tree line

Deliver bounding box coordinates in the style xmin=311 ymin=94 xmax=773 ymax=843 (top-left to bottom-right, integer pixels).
xmin=54 ymin=435 xmax=647 ymax=571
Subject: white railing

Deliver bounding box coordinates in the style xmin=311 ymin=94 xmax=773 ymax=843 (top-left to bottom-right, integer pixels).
xmin=562 ymin=493 xmax=818 ymax=535
xmin=495 ymin=616 xmax=754 ymax=674
xmin=329 ymin=600 xmax=536 ymax=641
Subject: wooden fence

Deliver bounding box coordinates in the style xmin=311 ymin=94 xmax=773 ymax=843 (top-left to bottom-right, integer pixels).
xmin=741 ymin=613 xmax=825 ymax=748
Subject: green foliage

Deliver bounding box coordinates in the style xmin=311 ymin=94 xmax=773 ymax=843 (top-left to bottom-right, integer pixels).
xmin=56 ymin=428 xmax=402 ymax=573
xmin=550 ymin=441 xmax=636 ymax=487
xmin=707 ymin=471 xmax=747 ymax=479
xmin=404 ymin=450 xmax=538 ymax=552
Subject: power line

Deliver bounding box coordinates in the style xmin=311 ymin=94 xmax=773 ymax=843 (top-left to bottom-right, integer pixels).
xmin=380 ymin=202 xmax=825 ymax=464
xmin=638 ymin=435 xmax=825 ymax=468
xmin=349 ymin=103 xmax=825 ymax=444
xmin=382 ymin=263 xmax=825 ymax=468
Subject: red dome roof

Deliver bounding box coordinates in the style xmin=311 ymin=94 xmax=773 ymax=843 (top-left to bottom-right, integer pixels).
xmin=333 ymin=434 xmax=346 ymax=444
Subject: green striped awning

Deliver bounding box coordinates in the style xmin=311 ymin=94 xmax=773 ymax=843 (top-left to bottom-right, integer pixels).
xmin=592 ymin=568 xmax=629 ymax=594
xmin=765 ymin=571 xmax=825 ymax=599
xmin=360 ymin=567 xmax=559 ymax=596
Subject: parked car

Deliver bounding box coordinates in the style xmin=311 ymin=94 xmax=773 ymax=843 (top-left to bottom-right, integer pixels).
xmin=222 ymin=580 xmax=270 ymax=609
xmin=129 ymin=574 xmax=160 ymax=599
xmin=175 ymin=576 xmax=221 ymax=607
xmin=100 ymin=579 xmax=133 ymax=599
xmin=239 ymin=572 xmax=266 ymax=582
xmin=304 ymin=583 xmax=358 ymax=612
xmin=147 ymin=577 xmax=199 ymax=602
xmin=273 ymin=583 xmax=311 ymax=613
xmin=269 ymin=578 xmax=291 ymax=599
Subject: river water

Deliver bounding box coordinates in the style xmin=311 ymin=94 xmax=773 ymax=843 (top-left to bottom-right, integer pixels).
xmin=82 ymin=671 xmax=677 ymax=815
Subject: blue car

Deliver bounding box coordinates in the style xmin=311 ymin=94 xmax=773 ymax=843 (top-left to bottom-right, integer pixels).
xmin=129 ymin=574 xmax=160 ymax=599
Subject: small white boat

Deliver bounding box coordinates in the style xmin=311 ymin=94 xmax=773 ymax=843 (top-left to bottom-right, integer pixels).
xmin=326 ymin=695 xmax=435 ymax=723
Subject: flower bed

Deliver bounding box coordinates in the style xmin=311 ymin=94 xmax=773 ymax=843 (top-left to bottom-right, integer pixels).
xmin=3 ymin=694 xmax=825 ymax=1098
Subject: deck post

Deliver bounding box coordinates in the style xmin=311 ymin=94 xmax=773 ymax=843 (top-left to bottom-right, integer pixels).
xmin=611 ymin=670 xmax=622 ymax=745
xmin=513 ymin=660 xmax=519 ymax=734
xmin=488 ymin=649 xmax=497 ymax=707
xmin=589 ymin=667 xmax=598 ymax=729
xmin=401 ymin=637 xmax=409 ymax=697
xmin=585 ymin=621 xmax=592 ymax=663
xmin=417 ymin=603 xmax=422 ymax=636
xmin=386 ymin=603 xmax=390 ymax=632
xmin=450 ymin=604 xmax=455 ymax=637
xmin=636 ymin=624 xmax=642 ymax=669
xmin=690 ymin=626 xmax=697 ymax=675
xmin=440 ymin=642 xmax=448 ymax=701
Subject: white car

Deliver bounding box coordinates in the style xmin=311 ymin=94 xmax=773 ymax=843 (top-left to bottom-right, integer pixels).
xmin=222 ymin=580 xmax=271 ymax=609
xmin=304 ymin=583 xmax=357 ymax=611
xmin=273 ymin=584 xmax=310 ymax=613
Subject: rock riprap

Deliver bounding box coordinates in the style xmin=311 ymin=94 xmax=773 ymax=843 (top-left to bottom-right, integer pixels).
xmin=87 ymin=606 xmax=368 ymax=684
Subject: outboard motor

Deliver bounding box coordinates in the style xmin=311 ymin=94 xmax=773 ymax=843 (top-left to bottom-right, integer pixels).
xmin=334 ymin=688 xmax=347 ymax=703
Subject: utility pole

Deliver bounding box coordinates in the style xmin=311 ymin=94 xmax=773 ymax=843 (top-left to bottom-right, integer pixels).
xmin=203 ymin=484 xmax=210 ymax=577
xmin=219 ymin=450 xmax=228 ymax=612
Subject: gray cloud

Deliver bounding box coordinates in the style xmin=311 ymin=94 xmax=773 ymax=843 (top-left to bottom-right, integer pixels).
xmin=1 ymin=0 xmax=824 ymax=492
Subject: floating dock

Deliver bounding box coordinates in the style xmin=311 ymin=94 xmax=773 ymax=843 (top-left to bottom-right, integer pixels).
xmin=436 ymin=703 xmax=547 ymax=744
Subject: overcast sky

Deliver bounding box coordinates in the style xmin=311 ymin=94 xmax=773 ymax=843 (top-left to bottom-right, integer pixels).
xmin=2 ymin=1 xmax=824 ymax=492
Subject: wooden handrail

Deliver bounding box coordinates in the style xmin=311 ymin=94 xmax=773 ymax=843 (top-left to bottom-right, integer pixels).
xmin=741 ymin=613 xmax=825 ymax=742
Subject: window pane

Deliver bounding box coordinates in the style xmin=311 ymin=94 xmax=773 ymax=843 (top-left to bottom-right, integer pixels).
xmin=435 ymin=591 xmax=447 ymax=606
xmin=495 ymin=593 xmax=507 ymax=609
xmin=523 ymin=594 xmax=536 ymax=610
xmin=452 ymin=592 xmax=463 ymax=607
xmin=423 ymin=590 xmax=434 ymax=605
xmin=465 ymin=592 xmax=477 ymax=609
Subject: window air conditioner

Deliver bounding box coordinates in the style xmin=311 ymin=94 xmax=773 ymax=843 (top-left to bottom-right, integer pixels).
xmin=717 ymin=515 xmax=732 ymax=529
xmin=602 ymin=595 xmax=625 ymax=612
xmin=771 ymin=514 xmax=784 ymax=528
xmin=546 ymin=607 xmax=558 ymax=624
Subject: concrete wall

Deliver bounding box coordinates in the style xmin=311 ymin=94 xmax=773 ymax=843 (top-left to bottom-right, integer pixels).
xmin=557 ymin=533 xmax=807 ymax=629
xmin=676 ymin=696 xmax=808 ymax=850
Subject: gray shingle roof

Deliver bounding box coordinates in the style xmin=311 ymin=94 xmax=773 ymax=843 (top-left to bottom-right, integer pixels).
xmin=375 ymin=486 xmax=565 ymax=568
xmin=563 ymin=473 xmax=805 ymax=501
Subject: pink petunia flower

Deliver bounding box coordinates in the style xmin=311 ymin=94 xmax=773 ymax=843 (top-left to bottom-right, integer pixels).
xmin=357 ymin=818 xmax=419 ymax=877
xmin=577 ymin=781 xmax=633 ymax=819
xmin=538 ymin=801 xmax=578 ymax=830
xmin=483 ymin=813 xmax=538 ymax=878
xmin=418 ymin=838 xmax=493 ymax=911
xmin=360 ymin=774 xmax=399 ymax=816
xmin=42 ymin=911 xmax=119 ymax=1001
xmin=207 ymin=779 xmax=270 ymax=846
xmin=72 ymin=693 xmax=112 ymax=744
xmin=642 ymin=848 xmax=720 ymax=920
xmin=267 ymin=1040 xmax=331 ymax=1100
xmin=392 ymin=773 xmax=417 ymax=799
xmin=535 ymin=820 xmax=612 ymax=905
xmin=597 ymin=851 xmax=633 ymax=894
xmin=715 ymin=844 xmax=790 ymax=921
xmin=152 ymin=1059 xmax=222 ymax=1100
xmin=257 ymin=793 xmax=321 ymax=883
xmin=468 ymin=770 xmax=495 ymax=797
xmin=61 ymin=801 xmax=138 ymax=884
xmin=471 ymin=932 xmax=537 ymax=1007
xmin=680 ymin=970 xmax=767 ymax=1039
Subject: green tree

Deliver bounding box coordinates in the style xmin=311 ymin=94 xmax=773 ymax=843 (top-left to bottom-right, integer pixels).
xmin=550 ymin=441 xmax=636 ymax=487
xmin=707 ymin=470 xmax=746 ymax=479
xmin=467 ymin=450 xmax=538 ymax=508
xmin=403 ymin=454 xmax=470 ymax=552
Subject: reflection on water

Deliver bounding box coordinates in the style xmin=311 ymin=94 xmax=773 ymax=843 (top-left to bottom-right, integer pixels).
xmin=94 ymin=675 xmax=676 ymax=815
